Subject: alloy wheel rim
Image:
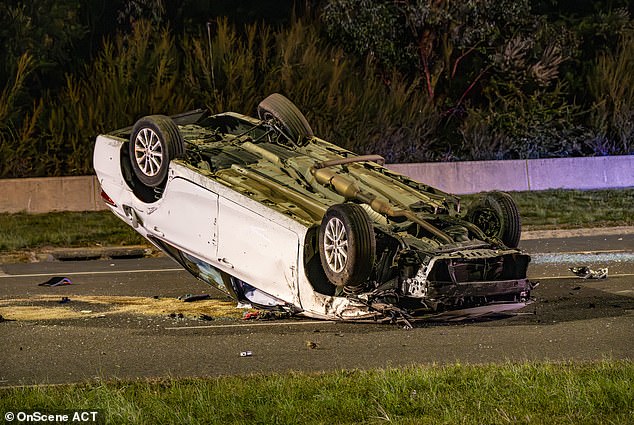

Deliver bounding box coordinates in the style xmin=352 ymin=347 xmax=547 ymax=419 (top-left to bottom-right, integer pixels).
xmin=134 ymin=128 xmax=163 ymax=177
xmin=324 ymin=217 xmax=348 ymax=273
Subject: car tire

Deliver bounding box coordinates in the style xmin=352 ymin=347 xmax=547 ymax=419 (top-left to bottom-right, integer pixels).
xmin=129 ymin=115 xmax=185 ymax=188
xmin=466 ymin=191 xmax=521 ymax=248
xmin=257 ymin=93 xmax=314 ymax=143
xmin=318 ymin=203 xmax=376 ymax=292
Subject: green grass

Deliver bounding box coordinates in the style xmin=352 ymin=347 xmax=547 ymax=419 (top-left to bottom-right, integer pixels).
xmin=465 ymin=188 xmax=634 ymax=230
xmin=0 ymin=361 xmax=631 ymax=424
xmin=1 ymin=189 xmax=633 ymax=252
xmin=0 ymin=211 xmax=145 ymax=251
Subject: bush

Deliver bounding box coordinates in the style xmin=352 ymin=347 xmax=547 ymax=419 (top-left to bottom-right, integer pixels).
xmin=588 ymin=30 xmax=634 ymax=155
xmin=0 ymin=53 xmax=43 ymax=177
xmin=1 ymin=17 xmax=445 ymax=178
xmin=182 ymin=18 xmax=443 ymax=162
xmin=27 ymin=21 xmax=191 ymax=177
xmin=0 ymin=7 xmax=632 ymax=178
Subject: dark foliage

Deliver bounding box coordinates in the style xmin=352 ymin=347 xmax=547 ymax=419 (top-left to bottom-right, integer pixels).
xmin=0 ymin=1 xmax=632 ymax=178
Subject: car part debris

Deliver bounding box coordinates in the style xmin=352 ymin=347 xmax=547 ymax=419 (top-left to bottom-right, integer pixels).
xmin=569 ymin=266 xmax=608 ymax=279
xmin=243 ymin=311 xmax=259 ymax=320
xmin=178 ymin=293 xmax=211 ymax=302
xmin=94 ymin=93 xmax=534 ymax=324
xmin=243 ymin=310 xmax=290 ymax=321
xmin=39 ymin=276 xmax=72 ymax=287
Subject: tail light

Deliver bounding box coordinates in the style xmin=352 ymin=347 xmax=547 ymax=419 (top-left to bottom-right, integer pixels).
xmin=100 ymin=189 xmax=117 ymax=207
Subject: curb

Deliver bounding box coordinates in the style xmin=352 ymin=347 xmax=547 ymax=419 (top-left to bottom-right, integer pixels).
xmin=0 ymin=246 xmax=161 ymax=265
xmin=521 ymin=226 xmax=634 ymax=241
xmin=49 ymin=246 xmax=158 ymax=261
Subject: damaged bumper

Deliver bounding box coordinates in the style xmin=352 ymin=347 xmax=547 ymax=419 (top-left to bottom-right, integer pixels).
xmin=402 ymin=248 xmax=531 ymax=306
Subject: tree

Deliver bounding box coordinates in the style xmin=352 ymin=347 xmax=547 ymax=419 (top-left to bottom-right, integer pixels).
xmin=322 ymin=0 xmax=572 ymax=106
xmin=322 ymin=0 xmax=586 ymax=159
xmin=0 ymin=1 xmax=86 ymax=93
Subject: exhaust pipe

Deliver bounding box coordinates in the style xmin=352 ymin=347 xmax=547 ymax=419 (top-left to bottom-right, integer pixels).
xmin=311 ymin=167 xmax=453 ymax=244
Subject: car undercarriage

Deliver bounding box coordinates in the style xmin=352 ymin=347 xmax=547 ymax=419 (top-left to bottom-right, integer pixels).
xmin=95 ymin=94 xmax=534 ymax=323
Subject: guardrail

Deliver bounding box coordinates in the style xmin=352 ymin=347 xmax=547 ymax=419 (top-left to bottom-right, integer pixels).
xmin=1 ymin=155 xmax=632 ymax=213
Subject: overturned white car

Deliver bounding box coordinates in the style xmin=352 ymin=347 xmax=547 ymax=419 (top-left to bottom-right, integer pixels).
xmin=94 ymin=94 xmax=533 ymax=323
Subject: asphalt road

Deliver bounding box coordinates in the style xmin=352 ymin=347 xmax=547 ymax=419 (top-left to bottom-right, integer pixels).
xmin=1 ymin=233 xmax=632 ymax=386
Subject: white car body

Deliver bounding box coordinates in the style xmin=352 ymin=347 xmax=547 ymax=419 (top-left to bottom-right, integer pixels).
xmin=95 ymin=132 xmax=376 ymax=320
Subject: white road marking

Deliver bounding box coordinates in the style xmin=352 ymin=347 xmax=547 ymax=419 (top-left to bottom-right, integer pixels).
xmin=2 ymin=267 xmax=632 ymax=281
xmin=0 ymin=268 xmax=183 ymax=279
xmin=530 ymin=273 xmax=634 ymax=280
xmin=165 ymin=320 xmax=335 ymax=330
xmin=537 ymin=249 xmax=627 ymax=254
xmin=529 ymin=273 xmax=634 ymax=281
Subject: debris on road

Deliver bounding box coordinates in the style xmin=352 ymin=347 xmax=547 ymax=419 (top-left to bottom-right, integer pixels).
xmin=59 ymin=297 xmax=71 ymax=304
xmin=306 ymin=341 xmax=318 ymax=349
xmin=243 ymin=310 xmax=291 ymax=321
xmin=240 ymin=351 xmax=253 ymax=357
xmin=38 ymin=276 xmax=72 ymax=287
xmin=178 ymin=294 xmax=211 ymax=302
xmin=569 ymin=266 xmax=608 ymax=279
xmin=243 ymin=311 xmax=260 ymax=320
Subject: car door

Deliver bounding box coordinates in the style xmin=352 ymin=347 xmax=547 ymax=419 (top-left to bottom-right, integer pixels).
xmin=143 ymin=177 xmax=218 ymax=260
xmin=216 ymin=196 xmax=299 ymax=305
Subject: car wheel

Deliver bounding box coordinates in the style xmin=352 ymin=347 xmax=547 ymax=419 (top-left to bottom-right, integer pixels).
xmin=129 ymin=115 xmax=185 ymax=187
xmin=466 ymin=191 xmax=521 ymax=248
xmin=318 ymin=203 xmax=376 ymax=292
xmin=257 ymin=93 xmax=314 ymax=143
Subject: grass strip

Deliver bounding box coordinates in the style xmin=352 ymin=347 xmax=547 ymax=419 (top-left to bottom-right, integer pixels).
xmin=1 ymin=361 xmax=632 ymax=424
xmin=1 ymin=189 xmax=633 ymax=252
xmin=0 ymin=211 xmax=146 ymax=251
xmin=493 ymin=188 xmax=634 ymax=230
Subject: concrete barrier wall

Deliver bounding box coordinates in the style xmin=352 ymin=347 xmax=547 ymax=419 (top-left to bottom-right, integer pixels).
xmin=0 ymin=175 xmax=106 ymax=213
xmin=388 ymin=154 xmax=634 ymax=194
xmin=1 ymin=155 xmax=633 ymax=212
xmin=388 ymin=159 xmax=531 ymax=194
xmin=525 ymin=156 xmax=634 ymax=191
